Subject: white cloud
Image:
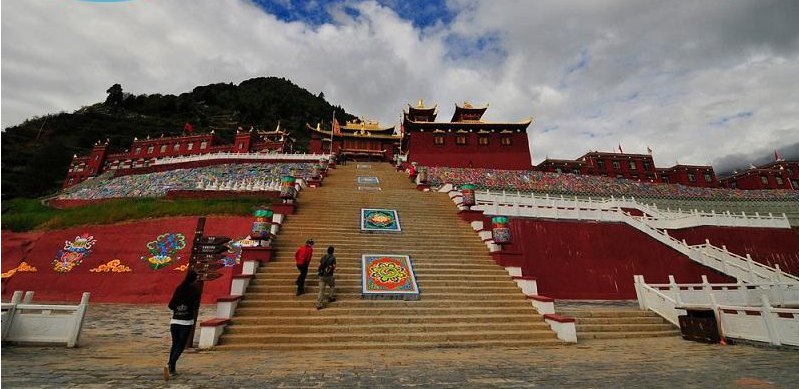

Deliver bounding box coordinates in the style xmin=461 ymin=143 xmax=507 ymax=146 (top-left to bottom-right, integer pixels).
xmin=2 ymin=0 xmax=798 ymax=171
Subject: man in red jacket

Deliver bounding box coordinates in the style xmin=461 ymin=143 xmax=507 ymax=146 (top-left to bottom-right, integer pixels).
xmin=294 ymin=239 xmax=314 ymax=295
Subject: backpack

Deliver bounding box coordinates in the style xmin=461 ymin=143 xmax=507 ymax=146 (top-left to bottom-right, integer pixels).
xmin=317 ymin=254 xmax=335 ymax=277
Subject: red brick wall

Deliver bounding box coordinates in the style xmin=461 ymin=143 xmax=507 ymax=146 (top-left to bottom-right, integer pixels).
xmin=407 ymin=132 xmax=532 ymax=169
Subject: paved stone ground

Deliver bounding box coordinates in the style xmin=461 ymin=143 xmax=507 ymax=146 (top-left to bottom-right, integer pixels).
xmin=2 ymin=304 xmax=798 ymax=388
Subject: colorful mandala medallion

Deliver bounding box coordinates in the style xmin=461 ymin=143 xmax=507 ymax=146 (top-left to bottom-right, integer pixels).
xmin=361 ymin=209 xmax=401 ymax=232
xmin=368 ymin=257 xmax=409 ymax=290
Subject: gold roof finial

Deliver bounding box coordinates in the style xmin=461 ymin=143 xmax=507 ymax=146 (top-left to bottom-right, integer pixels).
xmin=418 ymin=98 xmax=424 ymax=108
xmin=463 ymin=101 xmax=473 ymax=109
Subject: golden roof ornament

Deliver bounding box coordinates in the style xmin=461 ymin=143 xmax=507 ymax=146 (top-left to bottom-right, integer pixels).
xmin=418 ymin=98 xmax=424 ymax=108
xmin=463 ymin=101 xmax=473 ymax=109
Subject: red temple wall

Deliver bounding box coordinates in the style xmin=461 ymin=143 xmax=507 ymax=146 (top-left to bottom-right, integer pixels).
xmin=494 ymin=218 xmax=734 ymax=299
xmin=408 ymin=132 xmax=532 ymax=169
xmin=667 ymin=226 xmax=799 ymax=275
xmin=1 ymin=216 xmax=255 ymax=304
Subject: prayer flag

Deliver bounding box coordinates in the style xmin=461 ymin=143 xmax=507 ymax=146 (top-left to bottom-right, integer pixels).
xmin=333 ymin=118 xmax=342 ymax=136
xmin=184 ymin=122 xmax=194 ymax=134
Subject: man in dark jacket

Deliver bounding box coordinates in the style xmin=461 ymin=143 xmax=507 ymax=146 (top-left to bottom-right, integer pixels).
xmin=165 ymin=270 xmax=201 ymax=380
xmin=315 ymin=246 xmax=336 ymax=309
xmin=294 ymin=239 xmax=314 ymax=295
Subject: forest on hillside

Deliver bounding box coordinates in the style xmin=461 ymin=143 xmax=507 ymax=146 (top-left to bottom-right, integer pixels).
xmin=1 ymin=77 xmax=355 ymax=199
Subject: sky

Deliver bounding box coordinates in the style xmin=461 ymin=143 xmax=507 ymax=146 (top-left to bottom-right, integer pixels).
xmin=2 ymin=0 xmax=799 ymax=173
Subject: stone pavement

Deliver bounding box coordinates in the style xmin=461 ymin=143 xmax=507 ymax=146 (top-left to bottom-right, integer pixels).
xmin=2 ymin=304 xmax=798 ymax=388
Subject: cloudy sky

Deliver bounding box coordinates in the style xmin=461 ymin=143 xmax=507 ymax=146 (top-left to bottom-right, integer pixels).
xmin=2 ymin=0 xmax=798 ymax=172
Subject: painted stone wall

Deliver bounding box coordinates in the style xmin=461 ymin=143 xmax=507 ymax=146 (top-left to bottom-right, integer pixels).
xmin=1 ymin=216 xmax=254 ymax=304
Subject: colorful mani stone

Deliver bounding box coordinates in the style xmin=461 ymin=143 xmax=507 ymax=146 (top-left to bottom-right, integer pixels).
xmin=361 ymin=254 xmax=419 ymax=300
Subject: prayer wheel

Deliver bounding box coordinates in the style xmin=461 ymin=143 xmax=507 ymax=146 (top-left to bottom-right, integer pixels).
xmin=250 ymin=208 xmax=274 ymax=241
xmin=279 ymin=175 xmax=296 ymax=199
xmin=319 ymin=157 xmax=329 ymax=170
xmin=461 ymin=184 xmax=476 ymax=207
xmin=491 ymin=216 xmax=511 ymax=244
xmin=313 ymin=163 xmax=324 ymax=178
xmin=417 ymin=167 xmax=428 ymax=184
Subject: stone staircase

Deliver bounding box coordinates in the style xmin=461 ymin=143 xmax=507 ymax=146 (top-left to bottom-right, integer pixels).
xmin=216 ymin=162 xmax=560 ymax=349
xmin=557 ymin=302 xmax=679 ymax=340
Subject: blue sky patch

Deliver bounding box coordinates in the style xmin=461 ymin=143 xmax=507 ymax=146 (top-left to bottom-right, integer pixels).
xmin=709 ymin=110 xmax=754 ymax=127
xmin=249 ymin=0 xmax=455 ymax=28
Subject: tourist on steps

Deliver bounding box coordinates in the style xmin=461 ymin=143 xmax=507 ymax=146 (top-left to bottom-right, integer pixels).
xmin=295 ymin=239 xmax=314 ymax=295
xmin=165 ymin=270 xmax=201 ymax=381
xmin=316 ymin=246 xmax=337 ymax=310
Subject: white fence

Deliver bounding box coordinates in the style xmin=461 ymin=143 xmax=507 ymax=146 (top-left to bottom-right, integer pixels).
xmin=469 ymin=190 xmax=798 ymax=284
xmin=151 ymin=152 xmax=330 ymax=166
xmin=634 ymin=275 xmax=799 ymax=347
xmin=2 ymin=291 xmax=90 ymax=347
xmin=474 ymin=190 xmax=790 ymax=229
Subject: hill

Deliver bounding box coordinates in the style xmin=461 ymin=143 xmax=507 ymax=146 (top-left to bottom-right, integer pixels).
xmin=1 ymin=77 xmax=355 ymax=199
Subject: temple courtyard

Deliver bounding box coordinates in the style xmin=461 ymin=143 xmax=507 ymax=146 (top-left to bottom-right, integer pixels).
xmin=2 ymin=304 xmax=798 ymax=388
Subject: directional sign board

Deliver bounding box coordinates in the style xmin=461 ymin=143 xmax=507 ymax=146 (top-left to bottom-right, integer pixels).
xmin=193 ymin=262 xmax=224 ymax=273
xmin=197 ymin=236 xmax=231 ymax=245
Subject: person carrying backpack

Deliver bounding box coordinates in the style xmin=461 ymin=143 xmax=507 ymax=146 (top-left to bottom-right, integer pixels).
xmin=315 ymin=246 xmax=336 ymax=310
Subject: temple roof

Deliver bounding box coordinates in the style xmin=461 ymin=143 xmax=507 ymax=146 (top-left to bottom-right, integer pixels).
xmin=341 ymin=118 xmax=395 ymax=132
xmin=451 ymin=101 xmax=489 ymax=122
xmin=403 ymin=117 xmax=532 ymax=131
xmin=307 ymin=123 xmax=401 ymax=140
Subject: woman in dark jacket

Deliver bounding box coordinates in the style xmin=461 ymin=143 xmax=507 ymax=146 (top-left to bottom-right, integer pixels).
xmin=165 ymin=270 xmax=201 ymax=380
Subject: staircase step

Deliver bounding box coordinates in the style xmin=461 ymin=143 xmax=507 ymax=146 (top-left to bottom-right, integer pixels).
xmin=575 ymin=323 xmax=676 ymax=332
xmin=577 ymin=330 xmax=681 ymax=340
xmin=233 ymin=306 xmax=536 ymax=317
xmin=219 ymin=329 xmax=557 ymax=344
xmin=225 ymin=322 xmax=551 ymax=335
xmin=214 ymin=338 xmax=564 ymax=350
xmin=230 ymin=314 xmax=543 ymax=326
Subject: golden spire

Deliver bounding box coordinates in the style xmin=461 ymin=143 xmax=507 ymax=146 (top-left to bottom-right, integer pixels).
xmin=463 ymin=101 xmax=473 ymax=109
xmin=417 ymin=98 xmax=424 ymax=108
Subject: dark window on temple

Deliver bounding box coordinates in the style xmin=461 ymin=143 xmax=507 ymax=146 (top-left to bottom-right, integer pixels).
xmin=200 ymin=141 xmax=208 ymax=149
xmin=174 ymin=143 xmax=180 ymax=151
xmin=597 ymin=160 xmax=605 ymax=170
xmin=478 ymin=136 xmax=489 ymax=145
xmin=456 ymin=135 xmax=467 ymax=145
xmin=160 ymin=144 xmax=167 ymax=153
xmin=688 ymin=173 xmax=696 ymax=182
xmin=187 ymin=143 xmax=194 ymax=150
xmin=629 ymin=161 xmax=637 ymax=170
xmin=731 ymin=182 xmax=737 ymax=189
xmin=703 ymin=173 xmax=712 ymax=182
xmin=760 ymin=175 xmax=768 ymax=184
xmin=135 ymin=147 xmax=141 ymax=155
xmin=238 ymin=143 xmax=244 ymax=149
xmin=776 ymin=176 xmax=784 ymax=185
xmin=68 ymin=178 xmax=74 ymax=184
xmin=500 ymin=136 xmax=511 ymax=146
xmin=434 ymin=135 xmax=444 ymax=145
xmin=662 ymin=175 xmax=670 ymax=183
xmin=572 ymin=169 xmax=580 ymax=175
xmin=612 ymin=161 xmax=621 ymax=170
xmin=643 ymin=162 xmax=651 ymax=171
xmin=147 ymin=145 xmax=154 ymax=154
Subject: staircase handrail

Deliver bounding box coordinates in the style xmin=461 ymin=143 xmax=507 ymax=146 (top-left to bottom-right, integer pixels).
xmin=694 ymin=243 xmax=799 ymax=283
xmin=475 ymin=189 xmax=789 ymax=229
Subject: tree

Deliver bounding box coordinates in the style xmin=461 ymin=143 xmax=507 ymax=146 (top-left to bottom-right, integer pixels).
xmin=105 ymin=84 xmax=123 ymax=106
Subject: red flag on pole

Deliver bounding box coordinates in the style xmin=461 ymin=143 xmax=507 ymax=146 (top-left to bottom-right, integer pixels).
xmin=618 ymin=144 xmax=624 ymax=154
xmin=332 ymin=118 xmax=341 ymax=136
xmin=184 ymin=122 xmax=194 ymax=134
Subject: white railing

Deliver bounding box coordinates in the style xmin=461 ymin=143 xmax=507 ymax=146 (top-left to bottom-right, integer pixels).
xmin=2 ymin=291 xmax=90 ymax=347
xmin=151 ymin=152 xmax=330 ymax=166
xmin=471 ymin=193 xmax=798 ymax=284
xmin=474 ymin=190 xmax=790 ymax=229
xmin=635 ymin=275 xmax=799 ymax=347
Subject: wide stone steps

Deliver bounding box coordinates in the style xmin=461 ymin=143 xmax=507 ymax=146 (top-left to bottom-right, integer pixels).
xmin=557 ymin=308 xmax=679 ymax=340
xmin=225 ymin=322 xmax=550 ymax=335
xmin=214 ymin=338 xmax=563 ymax=351
xmin=232 ymin=306 xmax=536 ymax=317
xmin=577 ymin=330 xmax=681 ymax=340
xmin=230 ymin=314 xmax=542 ymax=326
xmin=218 ymin=163 xmax=557 ymax=349
xmin=236 ymin=299 xmax=531 ymax=309
xmin=218 ymin=329 xmax=556 ymax=345
xmin=576 ymin=323 xmax=676 ymax=332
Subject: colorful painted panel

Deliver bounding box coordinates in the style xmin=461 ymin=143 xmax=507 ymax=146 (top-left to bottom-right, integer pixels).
xmin=361 ymin=254 xmax=420 ymax=300
xmin=356 ymin=176 xmax=380 ymax=185
xmin=141 ymin=233 xmax=187 ymax=270
xmin=53 ymin=233 xmax=97 ymax=273
xmin=361 ymin=209 xmax=401 ymax=233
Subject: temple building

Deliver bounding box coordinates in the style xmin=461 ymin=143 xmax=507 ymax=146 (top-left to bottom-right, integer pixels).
xmin=720 ymin=160 xmax=799 ymax=190
xmin=402 ymin=100 xmax=533 ymax=169
xmin=64 ymin=125 xmax=295 ymax=188
xmin=308 ymin=119 xmax=401 ymax=161
xmin=536 ymin=151 xmax=718 ymax=188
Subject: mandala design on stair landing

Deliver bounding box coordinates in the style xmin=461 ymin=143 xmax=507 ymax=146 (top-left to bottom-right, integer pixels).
xmin=361 ymin=208 xmax=401 ymax=232
xmin=361 ymin=255 xmax=419 ymax=300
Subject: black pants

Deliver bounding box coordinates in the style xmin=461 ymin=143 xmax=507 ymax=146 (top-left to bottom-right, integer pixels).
xmin=296 ymin=262 xmax=310 ymax=292
xmin=168 ymin=324 xmax=192 ymax=370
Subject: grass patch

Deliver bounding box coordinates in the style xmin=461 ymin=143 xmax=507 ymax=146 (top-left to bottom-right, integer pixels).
xmin=2 ymin=197 xmax=271 ymax=232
